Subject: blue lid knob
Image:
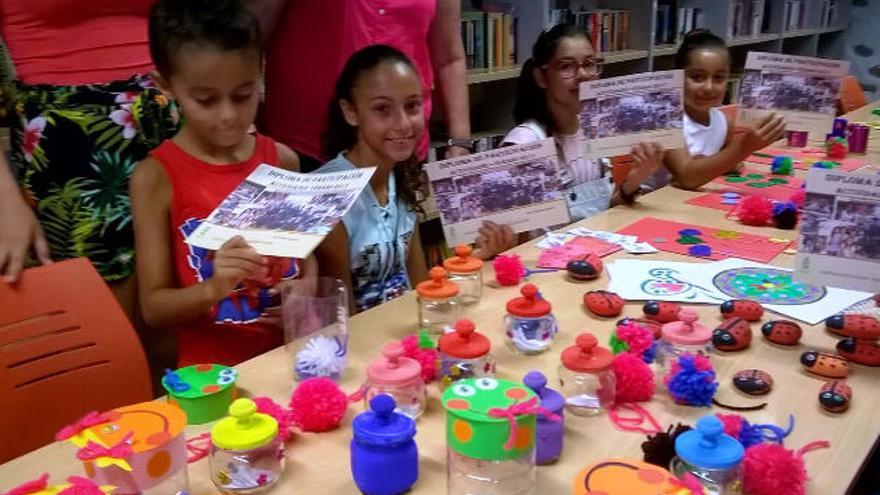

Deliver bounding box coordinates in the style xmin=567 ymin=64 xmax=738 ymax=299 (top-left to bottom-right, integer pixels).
xmin=523 ymin=370 xmax=547 ymax=392
xmin=370 ymin=394 xmax=396 ymax=421
xmin=675 ymin=415 xmax=744 ymax=470
xmin=353 ymin=394 xmax=416 ymax=445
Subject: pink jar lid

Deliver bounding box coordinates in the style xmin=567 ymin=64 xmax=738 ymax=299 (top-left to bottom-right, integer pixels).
xmin=367 ymin=342 xmax=422 ymax=386
xmin=661 ymin=309 xmax=711 ymax=345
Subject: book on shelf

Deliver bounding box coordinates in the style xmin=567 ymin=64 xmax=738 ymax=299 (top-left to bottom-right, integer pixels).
xmin=727 ymin=0 xmax=766 ymax=39
xmin=676 ymin=7 xmax=702 ymax=43
xmin=461 ymin=9 xmax=517 ymax=71
xmin=550 ymin=8 xmax=630 ymax=54
xmin=819 ymin=0 xmax=839 ymax=28
xmin=784 ymin=0 xmax=807 ymax=31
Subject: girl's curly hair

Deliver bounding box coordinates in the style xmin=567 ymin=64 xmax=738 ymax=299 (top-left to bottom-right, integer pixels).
xmin=322 ymin=44 xmax=426 ymax=214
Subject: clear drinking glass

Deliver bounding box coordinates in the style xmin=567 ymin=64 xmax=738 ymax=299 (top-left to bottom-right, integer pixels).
xmin=282 ymin=277 xmax=349 ymax=382
xmin=446 ymin=447 xmax=536 ymax=495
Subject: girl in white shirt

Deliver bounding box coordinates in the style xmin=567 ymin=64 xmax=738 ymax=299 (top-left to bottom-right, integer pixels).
xmin=649 ymin=30 xmax=785 ymax=191
xmin=503 ymin=24 xmax=664 ymax=221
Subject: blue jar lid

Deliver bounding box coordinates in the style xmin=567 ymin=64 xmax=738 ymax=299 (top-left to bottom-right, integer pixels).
xmin=675 ymin=415 xmax=744 ymax=470
xmin=523 ymin=370 xmax=564 ymax=415
xmin=353 ymin=394 xmax=416 ymax=445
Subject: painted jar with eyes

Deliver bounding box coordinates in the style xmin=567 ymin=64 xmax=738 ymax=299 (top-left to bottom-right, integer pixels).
xmin=210 ymin=399 xmax=284 ymax=494
xmin=655 ymin=309 xmax=712 ymax=371
xmin=558 ymin=333 xmax=616 ymax=416
xmin=443 ymin=377 xmax=552 ymax=495
xmin=363 ymin=342 xmax=427 ymax=419
xmin=670 ymin=415 xmax=744 ymax=495
xmin=437 ymin=319 xmax=495 ymax=390
xmin=505 ymin=284 xmax=558 ymax=355
xmin=163 ymin=364 xmax=238 ymax=425
xmin=350 ymin=394 xmax=419 ymax=495
xmin=443 ymin=245 xmax=484 ymax=305
xmin=416 ymin=267 xmax=461 ymax=336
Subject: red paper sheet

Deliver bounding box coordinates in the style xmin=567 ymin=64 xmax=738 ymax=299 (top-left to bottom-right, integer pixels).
xmin=536 ymin=237 xmax=620 ymax=269
xmin=748 ymin=147 xmax=866 ymax=171
xmin=616 ymin=217 xmax=791 ymax=263
xmin=685 ymin=193 xmax=736 ymax=212
xmin=709 ymin=167 xmax=804 ymax=202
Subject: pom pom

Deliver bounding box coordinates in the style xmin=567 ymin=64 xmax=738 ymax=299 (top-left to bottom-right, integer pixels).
xmin=614 ymin=321 xmax=654 ymax=356
xmin=254 ymin=397 xmax=295 ymax=442
xmin=289 ymin=377 xmax=348 ymax=432
xmin=735 ymin=195 xmax=774 ymax=226
xmin=771 ymin=156 xmax=794 ymax=175
xmin=58 ymin=476 xmax=107 ymax=495
xmin=642 ymin=423 xmax=692 ymax=468
xmin=812 ymin=160 xmax=836 ymax=169
xmin=688 ymin=245 xmax=712 ymax=257
xmin=294 ymin=335 xmax=346 ymax=381
xmin=789 ymin=187 xmax=805 ymax=209
xmin=613 ymin=352 xmax=655 ymax=403
xmin=772 ymin=201 xmax=799 ymax=230
xmin=401 ymin=333 xmax=438 ymax=383
xmin=493 ymin=254 xmax=525 ymax=286
xmin=743 ymin=444 xmax=808 ymax=495
xmin=826 ymin=137 xmax=848 ymax=159
xmin=664 ymin=354 xmax=718 ymax=407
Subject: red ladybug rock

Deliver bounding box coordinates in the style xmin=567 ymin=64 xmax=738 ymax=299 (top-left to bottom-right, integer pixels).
xmin=732 ymin=369 xmax=773 ymax=395
xmin=836 ymin=338 xmax=880 ymax=367
xmin=720 ymin=299 xmax=764 ymax=322
xmin=819 ymin=380 xmax=851 ymax=413
xmin=761 ymin=320 xmax=803 ymax=346
xmin=712 ymin=318 xmax=752 ymax=351
xmin=825 ymin=314 xmax=880 ymax=340
xmin=642 ymin=301 xmax=681 ymax=323
xmin=617 ymin=317 xmax=662 ymax=339
xmin=800 ymin=351 xmax=850 ymax=379
xmin=584 ymin=290 xmax=624 ymax=317
xmin=567 ymin=254 xmax=604 ymax=281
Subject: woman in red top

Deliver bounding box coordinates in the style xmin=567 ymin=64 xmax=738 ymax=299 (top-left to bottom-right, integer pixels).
xmin=131 ymin=0 xmax=316 ymax=366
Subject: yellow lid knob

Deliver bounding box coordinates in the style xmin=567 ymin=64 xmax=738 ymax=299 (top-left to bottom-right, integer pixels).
xmin=211 ymin=398 xmax=278 ymax=451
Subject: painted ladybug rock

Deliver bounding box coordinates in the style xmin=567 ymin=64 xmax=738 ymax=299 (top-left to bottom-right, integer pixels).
xmin=642 ymin=301 xmax=681 ymax=323
xmin=819 ymin=380 xmax=852 ymax=413
xmin=617 ymin=317 xmax=663 ymax=340
xmin=584 ymin=290 xmax=625 ymax=317
xmin=836 ymin=338 xmax=880 ymax=367
xmin=825 ymin=314 xmax=880 ymax=340
xmin=720 ymin=299 xmax=764 ymax=322
xmin=712 ymin=318 xmax=752 ymax=351
xmin=761 ymin=320 xmax=803 ymax=346
xmin=732 ymin=369 xmax=773 ymax=395
xmin=567 ymin=254 xmax=604 ymax=281
xmin=800 ymin=351 xmax=850 ymax=379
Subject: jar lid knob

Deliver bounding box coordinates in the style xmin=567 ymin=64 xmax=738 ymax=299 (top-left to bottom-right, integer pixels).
xmin=521 ymin=283 xmax=538 ymax=302
xmin=678 ymin=309 xmax=699 ymax=331
xmin=370 ymin=394 xmax=396 ymax=423
xmin=454 ymin=244 xmax=472 ymax=259
xmin=577 ymin=333 xmax=598 ymax=354
xmin=382 ymin=342 xmax=405 ymax=369
xmin=229 ymin=398 xmax=256 ymax=425
xmin=455 ymin=319 xmax=475 ymax=340
xmin=696 ymin=415 xmax=723 ymax=449
xmin=429 ymin=266 xmax=446 ymax=286
xmin=523 ymin=370 xmax=547 ymax=394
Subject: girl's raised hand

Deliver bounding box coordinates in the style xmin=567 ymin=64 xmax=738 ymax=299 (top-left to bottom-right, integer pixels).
xmin=207 ymin=235 xmax=266 ymax=300
xmin=733 ymin=113 xmax=785 ymax=154
xmin=629 ymin=142 xmax=665 ymax=176
xmin=473 ymin=221 xmax=517 ymax=260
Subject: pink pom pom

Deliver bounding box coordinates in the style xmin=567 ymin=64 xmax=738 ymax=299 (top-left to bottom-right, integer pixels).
xmin=789 ymin=188 xmax=805 ymax=209
xmin=493 ymin=254 xmax=525 ymax=286
xmin=401 ymin=335 xmax=438 ymax=382
xmin=736 ymin=195 xmax=774 ymax=226
xmin=289 ymin=377 xmax=348 ymax=432
xmin=716 ymin=413 xmax=744 ymax=439
xmin=58 ymin=476 xmax=106 ymax=495
xmin=743 ymin=444 xmax=807 ymax=495
xmin=615 ymin=322 xmax=654 ymax=356
xmin=254 ymin=397 xmax=295 ymax=442
xmin=613 ymin=352 xmax=655 ymax=403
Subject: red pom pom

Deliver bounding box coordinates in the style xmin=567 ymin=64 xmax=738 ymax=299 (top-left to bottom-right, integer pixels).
xmin=789 ymin=188 xmax=805 ymax=209
xmin=289 ymin=377 xmax=348 ymax=432
xmin=716 ymin=413 xmax=744 ymax=439
xmin=613 ymin=352 xmax=655 ymax=403
xmin=743 ymin=443 xmax=808 ymax=495
xmin=254 ymin=397 xmax=295 ymax=442
xmin=401 ymin=335 xmax=438 ymax=382
xmin=615 ymin=321 xmax=654 ymax=355
xmin=493 ymin=254 xmax=525 ymax=286
xmin=736 ymin=195 xmax=774 ymax=226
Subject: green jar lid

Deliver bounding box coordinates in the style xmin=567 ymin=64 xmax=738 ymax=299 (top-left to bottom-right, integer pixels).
xmin=441 ymin=378 xmax=537 ymax=461
xmin=211 ymin=398 xmax=278 ymax=451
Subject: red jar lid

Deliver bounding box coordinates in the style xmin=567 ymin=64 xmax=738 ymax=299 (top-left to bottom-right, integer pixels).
xmin=561 ymin=333 xmax=613 ymax=372
xmin=506 ymin=283 xmax=551 ymax=317
xmin=443 ymin=245 xmax=483 ymax=274
xmin=416 ymin=266 xmax=459 ymax=299
xmin=438 ymin=319 xmax=490 ymax=359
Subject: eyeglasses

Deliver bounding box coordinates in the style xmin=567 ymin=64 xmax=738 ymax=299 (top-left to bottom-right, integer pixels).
xmin=545 ymin=58 xmax=605 ymax=79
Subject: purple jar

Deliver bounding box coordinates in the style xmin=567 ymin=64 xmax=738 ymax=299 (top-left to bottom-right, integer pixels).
xmin=523 ymin=371 xmax=564 ymax=465
xmin=785 ymin=130 xmax=808 ymax=147
xmin=847 ymin=124 xmax=869 ymax=154
xmin=832 ymin=117 xmax=848 ymax=137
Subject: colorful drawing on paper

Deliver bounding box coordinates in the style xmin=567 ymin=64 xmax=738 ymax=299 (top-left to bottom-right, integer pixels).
xmin=748 ymin=147 xmax=866 ymax=172
xmin=616 ymin=217 xmax=791 ymax=263
xmin=712 ymin=267 xmax=827 ymax=305
xmin=641 ymin=268 xmax=700 ymax=298
xmin=606 ymin=260 xmax=727 ymax=303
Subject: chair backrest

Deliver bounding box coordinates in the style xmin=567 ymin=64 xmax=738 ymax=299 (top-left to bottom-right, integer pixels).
xmin=719 ymin=104 xmax=739 ymax=124
xmin=838 ymin=75 xmax=867 ymax=115
xmin=0 ymin=258 xmax=152 ymax=462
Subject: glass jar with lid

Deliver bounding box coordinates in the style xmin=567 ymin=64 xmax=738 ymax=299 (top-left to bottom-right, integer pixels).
xmin=363 ymin=342 xmax=427 ymax=419
xmin=670 ymin=415 xmax=745 ymax=495
xmin=655 ymin=309 xmax=712 ymax=371
xmin=416 ymin=267 xmax=461 ymax=335
xmin=504 ymin=283 xmax=557 ymax=354
xmin=437 ymin=319 xmax=495 ymax=389
xmin=443 ymin=244 xmax=483 ymax=305
xmin=210 ymin=398 xmax=284 ymax=494
xmin=558 ymin=333 xmax=616 ymax=416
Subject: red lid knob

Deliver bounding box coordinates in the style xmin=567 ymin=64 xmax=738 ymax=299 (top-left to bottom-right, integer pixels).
xmin=521 ymin=283 xmax=538 ymax=301
xmin=454 ymin=244 xmax=472 ymax=259
xmin=429 ymin=266 xmax=446 ymax=285
xmin=454 ymin=319 xmax=475 ymax=340
xmin=577 ymin=333 xmax=598 ymax=353
xmin=561 ymin=332 xmax=612 ymax=372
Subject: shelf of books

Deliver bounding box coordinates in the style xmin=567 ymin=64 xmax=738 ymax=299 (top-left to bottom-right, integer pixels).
xmin=727 ymin=32 xmax=782 ymax=47
xmin=814 ymin=24 xmax=845 ymax=35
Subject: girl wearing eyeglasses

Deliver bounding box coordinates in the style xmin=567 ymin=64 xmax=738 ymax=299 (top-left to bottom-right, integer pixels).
xmin=502 ymin=24 xmax=664 ymax=222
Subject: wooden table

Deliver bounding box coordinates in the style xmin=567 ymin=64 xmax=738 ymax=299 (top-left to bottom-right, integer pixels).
xmin=3 ymin=106 xmax=879 ymax=494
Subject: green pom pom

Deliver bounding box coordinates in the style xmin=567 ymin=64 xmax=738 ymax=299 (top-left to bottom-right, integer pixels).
xmin=609 ymin=333 xmax=629 ymax=355
xmin=418 ymin=328 xmax=436 ymax=349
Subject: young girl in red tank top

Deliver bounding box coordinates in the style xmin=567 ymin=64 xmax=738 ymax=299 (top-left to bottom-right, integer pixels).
xmin=130 ymin=0 xmax=316 ymax=366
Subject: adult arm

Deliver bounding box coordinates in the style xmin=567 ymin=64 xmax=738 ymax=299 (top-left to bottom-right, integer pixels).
xmin=0 ymin=155 xmax=52 ymax=282
xmin=246 ymin=0 xmax=290 ymax=44
xmin=428 ymin=0 xmax=471 ymax=157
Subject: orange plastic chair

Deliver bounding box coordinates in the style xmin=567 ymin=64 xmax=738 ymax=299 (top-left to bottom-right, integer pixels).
xmin=838 ymin=75 xmax=867 ymax=115
xmin=719 ymin=104 xmax=739 ymax=124
xmin=0 ymin=258 xmax=152 ymax=462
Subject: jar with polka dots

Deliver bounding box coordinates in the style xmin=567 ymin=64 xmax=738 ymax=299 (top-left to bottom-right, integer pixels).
xmin=504 ymin=284 xmax=558 ymax=355
xmin=362 ymin=342 xmax=427 ymax=419
xmin=442 ymin=378 xmax=540 ymax=495
xmin=210 ymin=399 xmax=284 ymax=494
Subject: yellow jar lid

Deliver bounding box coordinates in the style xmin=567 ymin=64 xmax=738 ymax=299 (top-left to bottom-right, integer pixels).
xmin=211 ymin=398 xmax=278 ymax=451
